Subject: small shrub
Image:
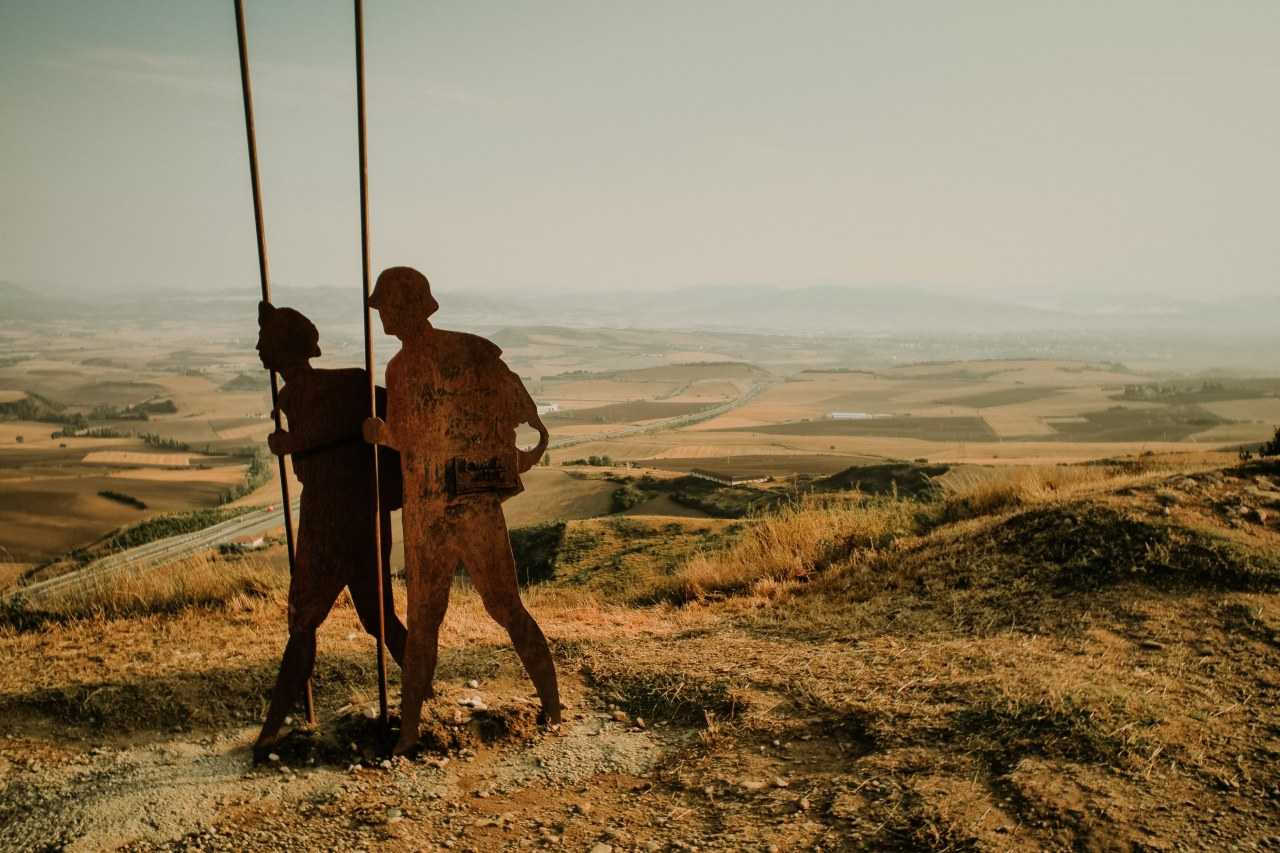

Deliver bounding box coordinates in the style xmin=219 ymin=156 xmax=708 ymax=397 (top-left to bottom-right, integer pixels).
xmin=510 ymin=521 xmax=567 ymax=585
xmin=611 ymin=484 xmax=650 ymax=513
xmin=1260 ymin=426 xmax=1280 ymax=457
xmin=98 ymin=490 xmax=147 ymax=510
xmin=103 ymin=506 xmax=256 ymax=552
xmin=139 ymin=432 xmax=191 ymax=451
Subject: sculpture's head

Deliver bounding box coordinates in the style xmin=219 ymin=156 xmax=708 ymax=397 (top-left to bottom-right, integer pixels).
xmin=368 ymin=266 xmax=438 ymax=340
xmin=256 ymin=302 xmax=321 ymax=372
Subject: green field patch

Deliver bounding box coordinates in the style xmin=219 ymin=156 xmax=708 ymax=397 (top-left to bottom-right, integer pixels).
xmin=639 ymin=453 xmax=881 ymax=479
xmin=1047 ymin=405 xmax=1228 ymax=442
xmin=729 ymin=416 xmax=999 ymax=442
xmin=66 ymin=381 xmax=168 ymax=407
xmin=1114 ymin=378 xmax=1280 ymax=405
xmin=934 ymin=385 xmax=1062 ymax=409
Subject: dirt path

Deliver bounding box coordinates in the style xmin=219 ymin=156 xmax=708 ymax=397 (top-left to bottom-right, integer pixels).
xmin=1 ymin=680 xmax=694 ymax=853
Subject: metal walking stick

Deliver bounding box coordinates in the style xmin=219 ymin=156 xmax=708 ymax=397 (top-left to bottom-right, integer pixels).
xmin=353 ymin=0 xmax=392 ymax=735
xmin=233 ymin=0 xmax=315 ymax=726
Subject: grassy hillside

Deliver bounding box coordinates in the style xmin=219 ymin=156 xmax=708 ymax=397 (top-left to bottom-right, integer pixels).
xmin=2 ymin=454 xmax=1278 ymax=850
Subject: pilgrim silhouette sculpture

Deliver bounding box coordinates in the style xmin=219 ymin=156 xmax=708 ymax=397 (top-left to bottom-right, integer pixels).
xmin=362 ymin=266 xmax=561 ymax=755
xmin=253 ymin=302 xmax=407 ymax=761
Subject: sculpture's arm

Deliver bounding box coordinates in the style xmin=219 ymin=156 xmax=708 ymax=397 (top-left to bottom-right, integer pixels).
xmin=517 ymin=413 xmax=550 ymax=473
xmin=362 ymin=416 xmax=400 ymax=451
xmin=266 ymin=427 xmax=302 ymax=457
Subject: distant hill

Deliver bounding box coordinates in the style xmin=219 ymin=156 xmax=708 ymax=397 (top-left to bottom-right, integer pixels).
xmin=4 ymin=280 xmax=1279 ymax=337
xmin=220 ymin=373 xmax=265 ymax=392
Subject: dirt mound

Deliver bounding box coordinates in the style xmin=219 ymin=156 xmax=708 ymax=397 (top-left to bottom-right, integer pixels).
xmin=269 ymin=702 xmax=541 ymax=767
xmin=817 ymin=462 xmax=950 ymax=498
xmin=990 ymin=503 xmax=1280 ymax=592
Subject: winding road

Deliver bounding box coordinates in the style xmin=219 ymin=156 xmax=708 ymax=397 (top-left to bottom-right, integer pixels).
xmin=7 ymin=380 xmax=770 ymax=605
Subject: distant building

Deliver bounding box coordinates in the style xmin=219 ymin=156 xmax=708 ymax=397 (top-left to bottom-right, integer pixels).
xmin=536 ymin=403 xmax=560 ymax=415
xmin=232 ymin=534 xmax=266 ymax=550
xmin=689 ymin=468 xmax=768 ymax=486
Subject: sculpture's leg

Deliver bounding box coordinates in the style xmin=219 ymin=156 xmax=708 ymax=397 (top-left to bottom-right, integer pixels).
xmin=395 ymin=538 xmax=453 ymax=755
xmin=253 ymin=629 xmax=317 ymax=762
xmin=466 ymin=502 xmax=562 ymax=726
xmin=349 ymin=521 xmax=407 ymax=667
xmin=254 ymin=544 xmax=340 ymax=762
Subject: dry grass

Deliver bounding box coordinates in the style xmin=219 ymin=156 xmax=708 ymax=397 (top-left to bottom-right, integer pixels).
xmin=940 ymin=463 xmax=1135 ymax=521
xmin=655 ymin=495 xmax=919 ymax=603
xmin=3 ymin=453 xmax=1280 ymax=849
xmin=2 ymin=553 xmax=289 ymax=628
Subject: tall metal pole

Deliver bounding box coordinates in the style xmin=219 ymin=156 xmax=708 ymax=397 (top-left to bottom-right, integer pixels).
xmin=233 ymin=0 xmax=315 ymax=726
xmin=354 ymin=0 xmax=391 ymax=733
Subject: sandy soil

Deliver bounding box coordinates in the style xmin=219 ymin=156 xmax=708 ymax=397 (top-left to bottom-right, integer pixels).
xmin=109 ymin=468 xmax=245 ymax=484
xmin=82 ymin=452 xmax=192 ymax=467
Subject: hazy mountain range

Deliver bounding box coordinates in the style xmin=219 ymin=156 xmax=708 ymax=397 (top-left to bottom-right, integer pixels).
xmin=1 ymin=281 xmax=1275 ymax=337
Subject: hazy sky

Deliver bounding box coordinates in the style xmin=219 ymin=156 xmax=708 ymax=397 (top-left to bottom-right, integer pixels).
xmin=1 ymin=1 xmax=1277 ymax=298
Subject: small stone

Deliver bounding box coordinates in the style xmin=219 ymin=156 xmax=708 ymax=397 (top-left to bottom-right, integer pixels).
xmin=611 ymin=710 xmax=629 ymax=723
xmin=589 ymin=845 xmax=613 ymax=853
xmin=571 ymin=801 xmax=592 ymax=815
xmin=283 ymin=715 xmax=293 ymax=725
xmin=380 ymin=759 xmax=392 ymax=770
xmin=740 ymin=780 xmax=768 ymax=792
xmin=773 ymin=777 xmax=790 ymax=788
xmin=467 ymin=679 xmax=480 ymax=689
xmin=386 ymin=807 xmax=403 ymax=824
xmin=267 ymin=753 xmax=280 ymax=763
xmin=635 ymin=717 xmax=646 ymax=729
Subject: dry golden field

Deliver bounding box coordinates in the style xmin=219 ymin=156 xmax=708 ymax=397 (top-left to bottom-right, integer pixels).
xmin=3 ymin=316 xmax=1278 ymax=592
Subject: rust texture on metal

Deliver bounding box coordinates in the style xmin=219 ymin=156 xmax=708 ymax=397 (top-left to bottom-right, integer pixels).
xmin=363 ymin=267 xmax=560 ymax=755
xmin=252 ymin=304 xmax=408 ymax=761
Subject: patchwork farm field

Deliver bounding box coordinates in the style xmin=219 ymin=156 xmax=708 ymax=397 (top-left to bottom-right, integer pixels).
xmin=543 ymin=400 xmax=714 ymax=427
xmin=637 ymin=453 xmax=883 ymax=479
xmin=0 ymin=325 xmax=275 ymax=566
xmin=733 ymin=415 xmax=999 ymax=441
xmin=3 ymin=311 xmax=1278 ymax=574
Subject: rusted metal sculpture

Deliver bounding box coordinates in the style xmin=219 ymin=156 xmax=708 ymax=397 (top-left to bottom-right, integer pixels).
xmin=253 ymin=303 xmax=408 ymax=762
xmin=363 ymin=267 xmax=561 ymax=755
